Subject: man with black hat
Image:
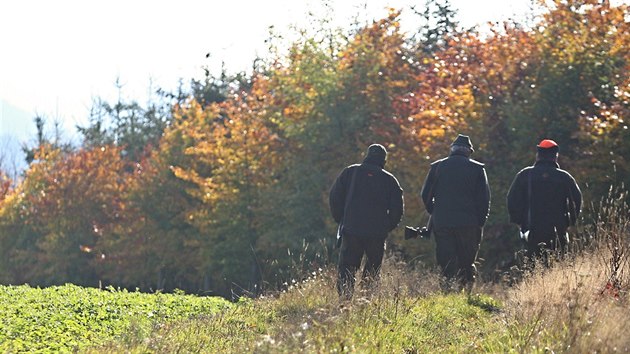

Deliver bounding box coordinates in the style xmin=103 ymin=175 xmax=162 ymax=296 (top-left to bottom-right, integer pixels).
xmin=507 ymin=139 xmax=582 ymax=266
xmin=329 ymin=144 xmax=404 ymax=300
xmin=421 ymin=134 xmax=490 ymax=292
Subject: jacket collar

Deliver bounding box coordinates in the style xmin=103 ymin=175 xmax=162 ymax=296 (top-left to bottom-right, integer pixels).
xmin=361 ymin=161 xmax=383 ymax=170
xmin=448 ymin=150 xmax=470 ymax=158
xmin=362 ymin=156 xmax=385 ymax=169
xmin=534 ymin=159 xmax=560 ymax=168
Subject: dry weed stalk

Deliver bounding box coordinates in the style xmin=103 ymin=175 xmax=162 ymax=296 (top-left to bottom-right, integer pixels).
xmin=584 ymin=187 xmax=630 ymax=297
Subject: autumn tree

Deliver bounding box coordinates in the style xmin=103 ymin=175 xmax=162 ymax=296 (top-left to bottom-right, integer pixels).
xmin=0 ymin=145 xmax=131 ymax=286
xmin=95 ymin=126 xmax=204 ymax=292
xmin=164 ymin=77 xmax=285 ymax=295
xmin=531 ymin=0 xmax=630 ymax=197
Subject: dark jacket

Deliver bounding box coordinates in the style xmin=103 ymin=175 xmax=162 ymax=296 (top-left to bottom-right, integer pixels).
xmin=421 ymin=151 xmax=490 ymax=230
xmin=507 ymin=160 xmax=582 ymax=241
xmin=329 ymin=163 xmax=404 ymax=238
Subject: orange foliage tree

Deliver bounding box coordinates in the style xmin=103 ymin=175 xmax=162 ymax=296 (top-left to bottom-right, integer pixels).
xmin=163 ymin=80 xmax=285 ymax=295
xmin=95 ymin=136 xmax=205 ymax=292
xmin=0 ymin=145 xmax=131 ymax=286
xmin=534 ymin=0 xmax=630 ymax=195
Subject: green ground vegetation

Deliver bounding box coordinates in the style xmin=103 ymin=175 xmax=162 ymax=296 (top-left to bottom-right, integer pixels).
xmin=2 ymin=245 xmax=628 ymax=353
xmin=0 ymin=284 xmax=230 ymax=352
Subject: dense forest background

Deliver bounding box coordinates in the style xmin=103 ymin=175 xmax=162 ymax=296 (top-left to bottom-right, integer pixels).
xmin=0 ymin=0 xmax=628 ymax=298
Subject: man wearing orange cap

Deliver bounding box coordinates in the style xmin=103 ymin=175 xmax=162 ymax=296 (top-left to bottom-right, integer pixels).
xmin=507 ymin=139 xmax=582 ymax=266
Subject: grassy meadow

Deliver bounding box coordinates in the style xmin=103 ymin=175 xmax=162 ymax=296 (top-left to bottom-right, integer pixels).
xmin=2 ymin=232 xmax=628 ymax=353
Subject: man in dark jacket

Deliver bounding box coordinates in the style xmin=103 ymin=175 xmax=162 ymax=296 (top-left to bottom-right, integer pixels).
xmin=329 ymin=144 xmax=404 ymax=300
xmin=421 ymin=134 xmax=490 ymax=291
xmin=507 ymin=139 xmax=582 ymax=265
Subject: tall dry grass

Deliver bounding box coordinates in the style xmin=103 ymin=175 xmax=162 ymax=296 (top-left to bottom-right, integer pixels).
xmin=95 ymin=190 xmax=630 ymax=353
xmin=501 ymin=251 xmax=629 ymax=352
xmin=260 ymin=211 xmax=630 ymax=352
xmin=497 ymin=188 xmax=630 ymax=352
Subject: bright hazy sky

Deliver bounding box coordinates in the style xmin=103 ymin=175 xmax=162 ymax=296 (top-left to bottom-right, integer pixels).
xmin=0 ymin=0 xmax=535 ymax=146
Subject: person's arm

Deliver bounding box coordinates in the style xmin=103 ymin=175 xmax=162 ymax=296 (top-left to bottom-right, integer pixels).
xmin=567 ymin=175 xmax=582 ymax=226
xmin=329 ymin=168 xmax=348 ymax=224
xmin=421 ymin=164 xmax=437 ymax=214
xmin=476 ymin=167 xmax=491 ymax=227
xmin=388 ymin=178 xmax=404 ymax=232
xmin=506 ymin=170 xmax=526 ymax=227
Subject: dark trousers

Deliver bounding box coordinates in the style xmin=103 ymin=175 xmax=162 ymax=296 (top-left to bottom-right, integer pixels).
xmin=525 ymin=228 xmax=569 ymax=268
xmin=337 ymin=233 xmax=385 ymax=300
xmin=434 ymin=226 xmax=482 ymax=290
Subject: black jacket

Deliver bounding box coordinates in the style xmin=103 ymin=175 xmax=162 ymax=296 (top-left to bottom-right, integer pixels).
xmin=421 ymin=152 xmax=490 ymax=230
xmin=507 ymin=160 xmax=582 ymax=239
xmin=329 ymin=163 xmax=404 ymax=238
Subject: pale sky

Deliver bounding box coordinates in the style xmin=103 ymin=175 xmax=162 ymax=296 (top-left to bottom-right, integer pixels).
xmin=0 ymin=0 xmax=535 ymax=163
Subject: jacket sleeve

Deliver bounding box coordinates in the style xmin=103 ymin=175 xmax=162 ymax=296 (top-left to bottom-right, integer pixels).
xmin=329 ymin=168 xmax=348 ymax=224
xmin=476 ymin=167 xmax=491 ymax=227
xmin=420 ymin=164 xmax=437 ymax=214
xmin=506 ymin=170 xmax=526 ymax=226
xmin=388 ymin=178 xmax=404 ymax=232
xmin=566 ymin=175 xmax=582 ymax=226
